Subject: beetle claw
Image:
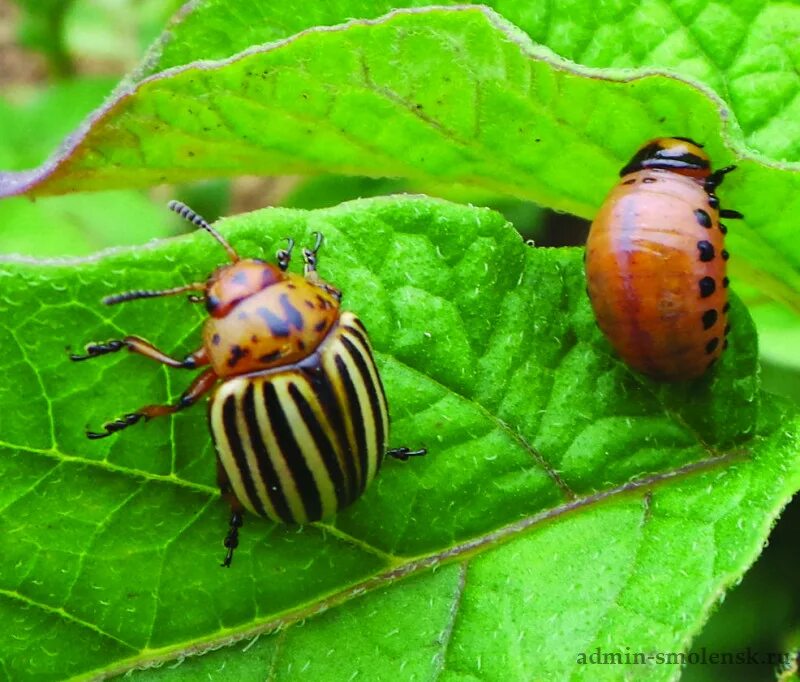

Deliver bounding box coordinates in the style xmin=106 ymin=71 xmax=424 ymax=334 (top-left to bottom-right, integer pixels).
xmin=86 ymin=412 xmax=143 ymax=439
xmin=386 ymin=446 xmax=427 ymax=461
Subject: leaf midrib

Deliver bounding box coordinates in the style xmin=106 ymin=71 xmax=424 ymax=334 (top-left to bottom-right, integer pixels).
xmin=76 ymin=448 xmax=742 ymax=681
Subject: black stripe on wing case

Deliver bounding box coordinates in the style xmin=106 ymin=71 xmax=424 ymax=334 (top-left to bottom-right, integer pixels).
xmin=263 ymin=381 xmax=323 ymax=522
xmin=222 ymin=393 xmax=267 ymax=517
xmin=241 ymin=381 xmax=293 ymax=523
xmin=288 ymin=382 xmax=348 ymax=510
xmin=334 ymin=352 xmax=369 ymax=493
xmin=307 ymin=365 xmax=359 ymax=504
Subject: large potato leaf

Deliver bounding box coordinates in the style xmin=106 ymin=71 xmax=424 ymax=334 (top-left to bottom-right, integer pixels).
xmin=1 ymin=7 xmax=798 ymax=317
xmin=0 ymin=197 xmax=797 ymax=680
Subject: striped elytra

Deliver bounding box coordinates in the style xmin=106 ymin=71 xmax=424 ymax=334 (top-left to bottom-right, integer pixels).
xmin=210 ymin=312 xmax=389 ymax=524
xmin=71 ymin=201 xmax=425 ymax=566
xmin=585 ymin=137 xmax=742 ymax=381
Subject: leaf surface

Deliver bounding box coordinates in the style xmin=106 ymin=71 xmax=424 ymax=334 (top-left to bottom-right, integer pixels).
xmin=2 ymin=7 xmax=799 ymax=316
xmin=0 ymin=196 xmax=797 ymax=680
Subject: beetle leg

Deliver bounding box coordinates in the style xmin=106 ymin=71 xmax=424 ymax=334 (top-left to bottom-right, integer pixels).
xmin=302 ymin=232 xmax=342 ymax=300
xmin=216 ymin=459 xmax=246 ymax=567
xmin=276 ymin=237 xmax=295 ymax=272
xmin=71 ymin=337 xmax=209 ymax=370
xmin=386 ymin=446 xmax=427 ymax=461
xmin=302 ymin=231 xmax=324 ymax=276
xmin=704 ymin=165 xmax=736 ymax=193
xmin=221 ymin=511 xmax=244 ymax=568
xmin=86 ymin=368 xmax=218 ymax=439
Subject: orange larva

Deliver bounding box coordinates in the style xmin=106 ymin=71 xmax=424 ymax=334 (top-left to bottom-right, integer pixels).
xmin=585 ymin=137 xmax=743 ymax=381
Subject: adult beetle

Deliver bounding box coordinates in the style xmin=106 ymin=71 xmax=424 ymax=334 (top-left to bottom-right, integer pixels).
xmin=72 ymin=201 xmax=425 ymax=566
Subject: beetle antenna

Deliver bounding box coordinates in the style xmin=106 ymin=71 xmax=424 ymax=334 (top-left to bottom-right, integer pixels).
xmin=168 ymin=200 xmax=240 ymax=262
xmin=103 ymin=282 xmax=206 ymax=305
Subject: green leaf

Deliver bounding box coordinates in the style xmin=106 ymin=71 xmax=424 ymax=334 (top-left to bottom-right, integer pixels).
xmin=2 ymin=6 xmax=799 ymax=317
xmin=144 ymin=0 xmax=800 ymax=162
xmin=0 ymin=196 xmax=797 ymax=680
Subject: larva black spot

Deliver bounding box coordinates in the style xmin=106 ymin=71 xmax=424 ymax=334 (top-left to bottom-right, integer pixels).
xmin=622 ymin=178 xmax=636 ymax=185
xmin=723 ymin=302 xmax=730 ymax=313
xmin=722 ymin=276 xmax=730 ymax=288
xmin=706 ymin=338 xmax=719 ymax=354
xmin=724 ymin=323 xmax=731 ymax=336
xmin=721 ymin=249 xmax=730 ymax=260
xmin=694 ymin=209 xmax=712 ymax=228
xmin=723 ymin=339 xmax=729 ymax=350
xmin=708 ymin=194 xmax=719 ymax=209
xmin=719 ymin=223 xmax=728 ymax=235
xmin=702 ymin=310 xmax=718 ymax=330
xmin=697 ymin=240 xmax=715 ymax=262
xmin=699 ymin=277 xmax=716 ymax=298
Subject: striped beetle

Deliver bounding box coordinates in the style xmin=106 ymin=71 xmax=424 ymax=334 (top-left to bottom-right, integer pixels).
xmin=71 ymin=202 xmax=426 ymax=566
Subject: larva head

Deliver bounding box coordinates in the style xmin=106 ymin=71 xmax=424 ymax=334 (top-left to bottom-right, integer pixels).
xmin=619 ymin=137 xmax=711 ymax=179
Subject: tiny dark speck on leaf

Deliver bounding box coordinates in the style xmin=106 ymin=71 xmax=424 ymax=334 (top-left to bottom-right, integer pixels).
xmin=535 ymin=138 xmax=541 ymax=142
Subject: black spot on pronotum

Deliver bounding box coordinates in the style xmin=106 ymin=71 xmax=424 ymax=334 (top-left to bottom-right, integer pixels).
xmin=257 ymin=307 xmax=290 ymax=337
xmin=706 ymin=338 xmax=719 ymax=354
xmin=702 ymin=309 xmax=718 ymax=330
xmin=699 ymin=277 xmax=716 ymax=298
xmin=227 ymin=344 xmax=248 ymax=367
xmin=279 ymin=293 xmax=304 ymax=331
xmin=722 ymin=276 xmax=730 ymax=288
xmin=694 ymin=209 xmax=712 ymax=228
xmin=314 ymin=320 xmax=327 ymax=332
xmin=697 ymin=240 xmax=715 ymax=262
xmin=259 ymin=350 xmax=281 ymax=363
xmin=212 ymin=333 xmax=221 ymax=346
xmin=721 ymin=249 xmax=730 ymax=260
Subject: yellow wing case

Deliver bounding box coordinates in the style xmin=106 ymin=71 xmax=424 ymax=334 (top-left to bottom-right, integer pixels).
xmin=208 ymin=313 xmax=390 ymax=523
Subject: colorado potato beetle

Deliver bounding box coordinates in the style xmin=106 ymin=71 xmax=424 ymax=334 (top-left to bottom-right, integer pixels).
xmin=72 ymin=201 xmax=426 ymax=566
xmin=585 ymin=137 xmax=743 ymax=381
